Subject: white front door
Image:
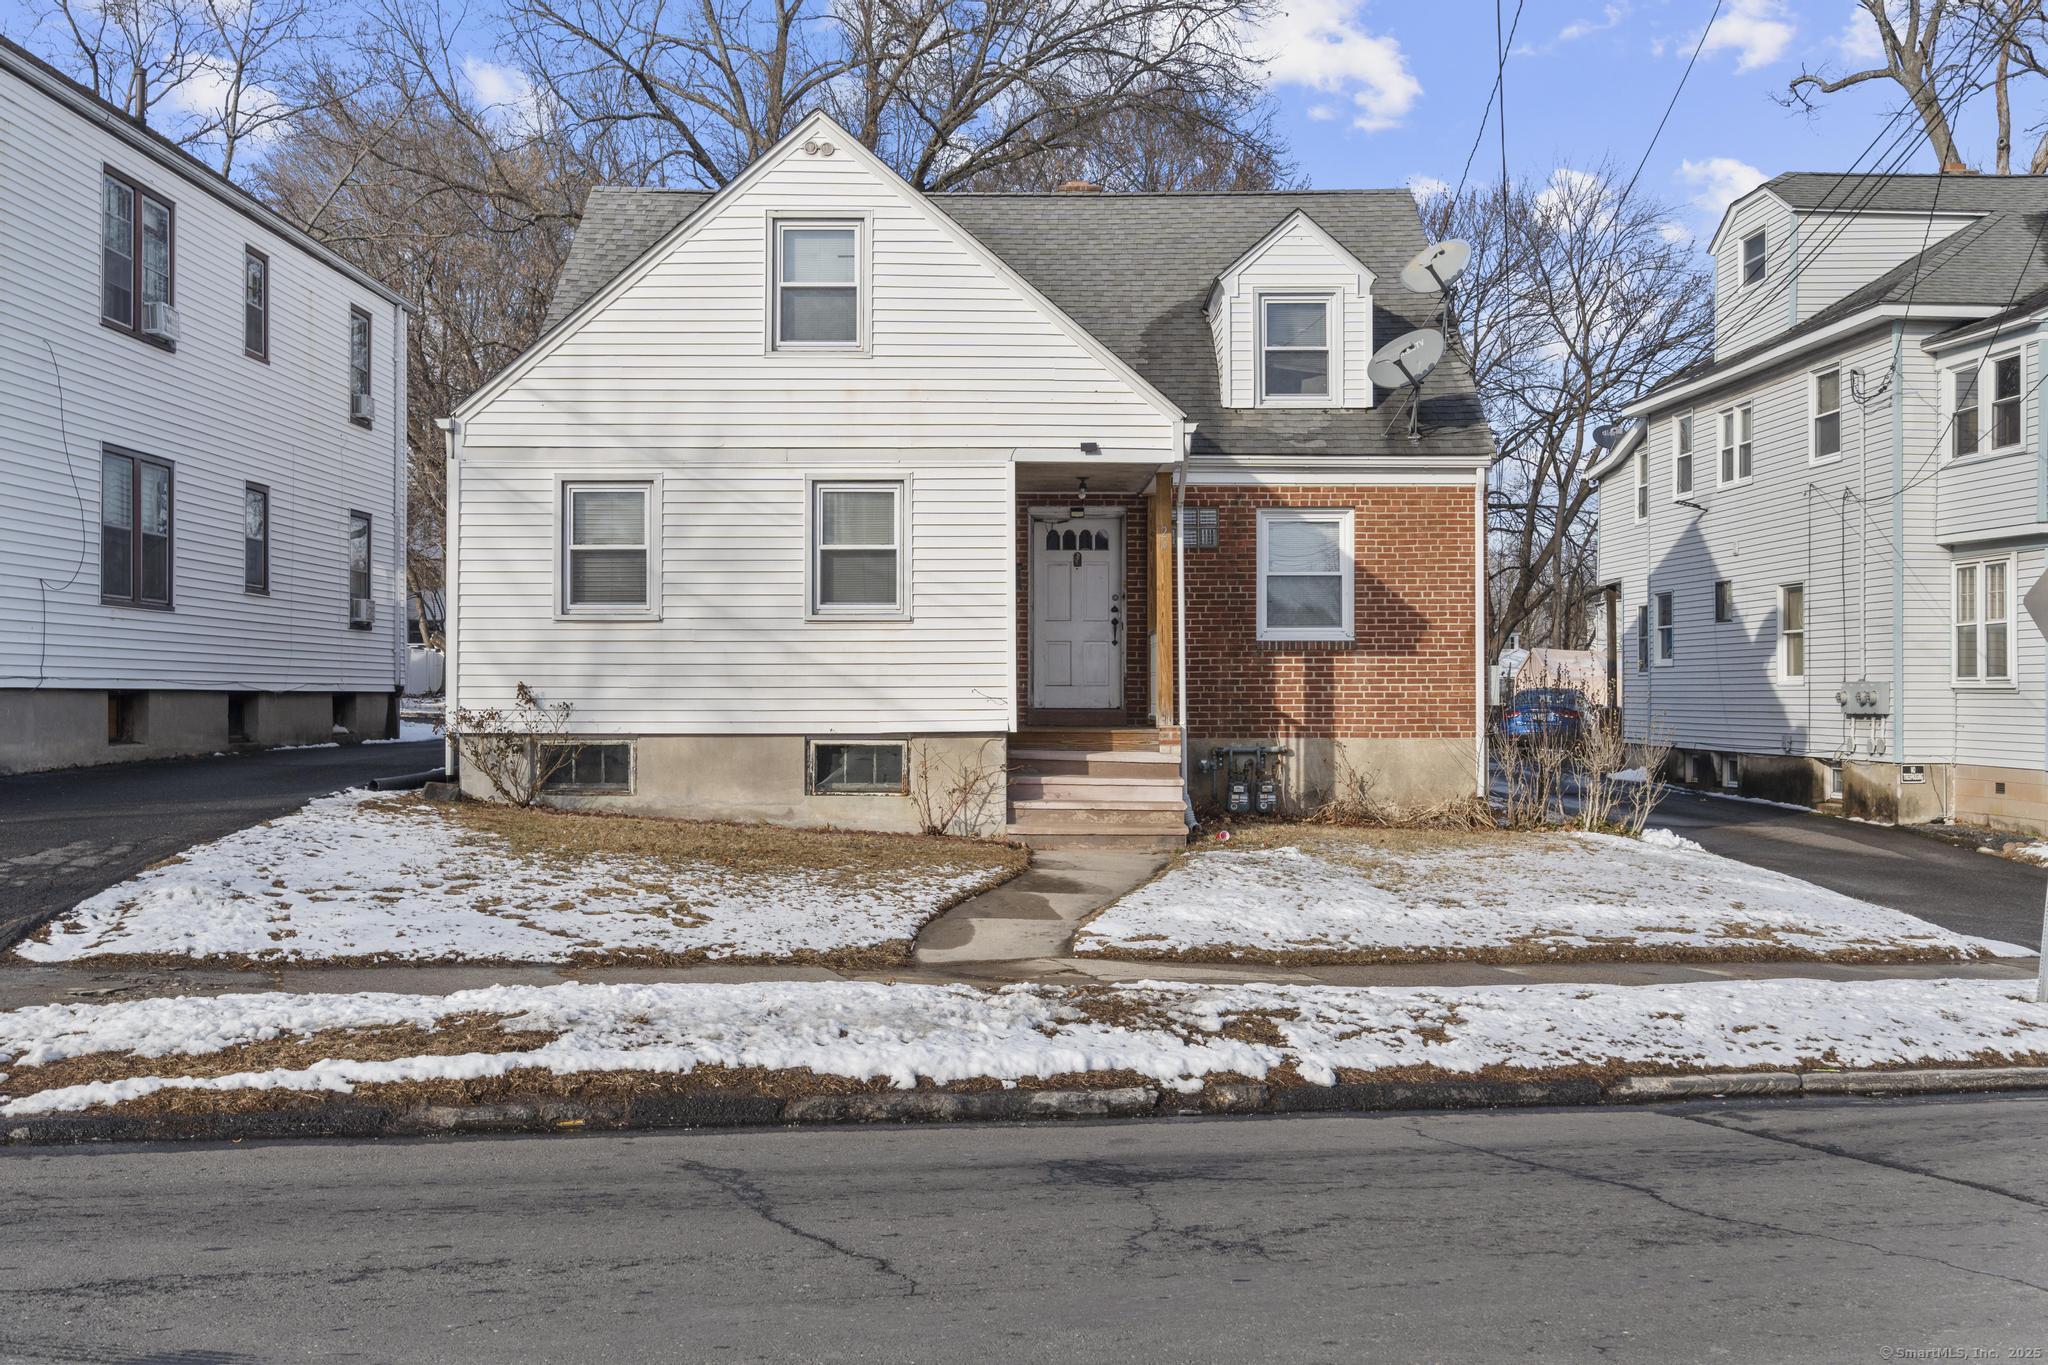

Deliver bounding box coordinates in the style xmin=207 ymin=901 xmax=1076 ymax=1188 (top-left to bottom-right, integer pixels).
xmin=1032 ymin=515 xmax=1122 ymax=710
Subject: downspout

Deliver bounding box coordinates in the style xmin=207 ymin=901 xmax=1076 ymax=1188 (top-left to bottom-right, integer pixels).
xmin=1889 ymin=323 xmax=1907 ymax=765
xmin=392 ymin=305 xmax=408 ymax=717
xmin=1175 ymin=423 xmax=1194 ymax=825
xmin=436 ymin=416 xmax=463 ymax=779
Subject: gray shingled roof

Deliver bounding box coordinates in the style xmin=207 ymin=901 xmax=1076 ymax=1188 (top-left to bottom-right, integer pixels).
xmin=1765 ymin=171 xmax=2048 ymax=214
xmin=1649 ymin=201 xmax=2048 ymax=401
xmin=542 ymin=185 xmax=1491 ymax=462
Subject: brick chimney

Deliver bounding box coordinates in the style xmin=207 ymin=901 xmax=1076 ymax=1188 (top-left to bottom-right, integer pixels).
xmin=1055 ymin=179 xmax=1103 ymax=194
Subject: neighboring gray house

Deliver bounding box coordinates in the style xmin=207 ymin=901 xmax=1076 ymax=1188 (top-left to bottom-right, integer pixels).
xmin=1595 ymin=172 xmax=2048 ymax=834
xmin=0 ymin=38 xmax=410 ymax=773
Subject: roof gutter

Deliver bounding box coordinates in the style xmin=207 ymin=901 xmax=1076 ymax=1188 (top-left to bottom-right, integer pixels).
xmin=1922 ymin=304 xmax=2048 ymax=353
xmin=1585 ymin=422 xmax=1644 ymax=484
xmin=0 ymin=41 xmax=409 ymax=312
xmin=1622 ymin=304 xmax=1991 ymax=417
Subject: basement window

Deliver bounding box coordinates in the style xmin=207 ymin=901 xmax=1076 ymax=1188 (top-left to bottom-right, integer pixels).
xmin=228 ymin=692 xmax=256 ymax=743
xmin=107 ymin=691 xmax=144 ymax=745
xmin=540 ymin=741 xmax=633 ymax=793
xmin=810 ymin=740 xmax=906 ymax=795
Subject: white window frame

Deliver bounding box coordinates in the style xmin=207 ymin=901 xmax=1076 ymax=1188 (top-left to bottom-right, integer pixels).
xmin=555 ymin=477 xmax=660 ymax=620
xmin=1256 ymin=292 xmax=1340 ymax=408
xmin=1988 ymin=348 xmax=2025 ymax=453
xmin=1717 ymin=404 xmax=1753 ymax=487
xmin=1633 ymin=447 xmax=1648 ymax=522
xmin=807 ymin=476 xmax=909 ymax=620
xmin=1952 ymin=554 xmax=2016 ymax=687
xmin=540 ymin=739 xmax=636 ymax=794
xmin=1809 ymin=366 xmax=1843 ymax=464
xmin=1635 ymin=603 xmax=1649 ymax=673
xmin=769 ymin=216 xmax=868 ymax=353
xmin=1672 ymin=412 xmax=1695 ymax=498
xmin=1255 ymin=507 xmax=1355 ymax=643
xmin=1740 ymin=231 xmax=1766 ymax=287
xmin=1778 ymin=582 xmax=1806 ymax=681
xmin=1654 ymin=590 xmax=1675 ymax=666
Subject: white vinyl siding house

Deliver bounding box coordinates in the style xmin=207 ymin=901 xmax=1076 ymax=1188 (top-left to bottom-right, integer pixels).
xmin=0 ymin=38 xmax=408 ymax=773
xmin=1601 ymin=172 xmax=2048 ymax=833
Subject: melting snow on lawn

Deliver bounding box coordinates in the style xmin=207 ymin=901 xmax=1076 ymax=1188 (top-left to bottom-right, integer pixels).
xmin=4 ymin=977 xmax=2047 ymax=1115
xmin=16 ymin=791 xmax=997 ymax=965
xmin=1075 ymin=832 xmax=2028 ymax=962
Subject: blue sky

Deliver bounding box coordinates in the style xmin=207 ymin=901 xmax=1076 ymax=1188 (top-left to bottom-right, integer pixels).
xmin=1266 ymin=0 xmax=2026 ymax=245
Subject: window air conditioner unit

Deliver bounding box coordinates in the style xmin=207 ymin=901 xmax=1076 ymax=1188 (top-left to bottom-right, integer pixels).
xmin=351 ymin=391 xmax=374 ymax=423
xmin=350 ymin=596 xmax=375 ymax=627
xmin=142 ymin=301 xmax=181 ymax=343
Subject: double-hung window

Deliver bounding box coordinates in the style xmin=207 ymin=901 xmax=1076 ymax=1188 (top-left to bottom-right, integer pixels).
xmin=1261 ymin=296 xmax=1332 ymax=402
xmin=244 ymin=248 xmax=269 ymax=361
xmin=349 ymin=308 xmax=373 ymax=425
xmin=1811 ymin=367 xmax=1841 ymax=460
xmin=1256 ymin=508 xmax=1354 ymax=642
xmin=100 ymin=448 xmax=172 ymax=607
xmin=1713 ymin=579 xmax=1733 ymax=623
xmin=101 ymin=170 xmax=173 ymax=343
xmin=1991 ymin=352 xmax=2023 ymax=449
xmin=244 ymin=484 xmax=269 ymax=593
xmin=561 ymin=483 xmax=654 ymax=615
xmin=348 ymin=512 xmax=374 ymax=628
xmin=1633 ymin=448 xmax=1648 ymax=521
xmin=774 ymin=222 xmax=860 ymax=348
xmin=1719 ymin=405 xmax=1752 ymax=485
xmin=1636 ymin=605 xmax=1649 ymax=672
xmin=1655 ymin=591 xmax=1675 ymax=664
xmin=1954 ymin=558 xmax=2013 ymax=684
xmin=1780 ymin=583 xmax=1805 ymax=679
xmin=811 ymin=481 xmax=904 ymax=616
xmin=1673 ymin=414 xmax=1694 ymax=495
xmin=1953 ymin=364 xmax=1981 ymax=457
xmin=1741 ymin=231 xmax=1766 ymax=286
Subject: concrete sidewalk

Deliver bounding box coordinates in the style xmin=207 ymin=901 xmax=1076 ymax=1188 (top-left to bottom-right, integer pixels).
xmin=0 ymin=952 xmax=2032 ymax=1013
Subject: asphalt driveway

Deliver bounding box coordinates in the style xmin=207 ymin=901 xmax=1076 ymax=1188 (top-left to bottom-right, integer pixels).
xmin=1649 ymin=788 xmax=2046 ymax=950
xmin=0 ymin=740 xmax=441 ymax=951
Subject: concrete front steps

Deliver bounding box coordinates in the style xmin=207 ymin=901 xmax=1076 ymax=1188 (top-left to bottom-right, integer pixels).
xmin=1006 ymin=730 xmax=1188 ymax=853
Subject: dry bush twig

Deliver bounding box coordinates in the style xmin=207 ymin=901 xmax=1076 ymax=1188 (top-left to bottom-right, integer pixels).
xmin=909 ymin=739 xmax=1008 ymax=837
xmin=450 ymin=682 xmax=582 ymax=808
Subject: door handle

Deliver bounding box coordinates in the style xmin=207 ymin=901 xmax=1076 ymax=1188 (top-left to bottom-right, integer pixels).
xmin=1111 ymin=609 xmax=1121 ymax=647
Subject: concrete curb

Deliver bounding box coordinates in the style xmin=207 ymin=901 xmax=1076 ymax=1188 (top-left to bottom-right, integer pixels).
xmin=8 ymin=1067 xmax=2048 ymax=1146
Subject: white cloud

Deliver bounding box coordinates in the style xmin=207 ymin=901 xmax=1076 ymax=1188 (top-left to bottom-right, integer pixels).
xmin=1306 ymin=103 xmax=1338 ymax=122
xmin=1677 ymin=156 xmax=1767 ymax=216
xmin=1832 ymin=6 xmax=1885 ymax=63
xmin=1557 ymin=4 xmax=1628 ymax=44
xmin=1658 ymin=221 xmax=1693 ymax=244
xmin=1407 ymin=173 xmax=1450 ymax=203
xmin=1256 ymin=0 xmax=1422 ymax=133
xmin=160 ymin=55 xmax=287 ymax=144
xmin=461 ymin=55 xmax=544 ymax=135
xmin=1698 ymin=0 xmax=1795 ymax=72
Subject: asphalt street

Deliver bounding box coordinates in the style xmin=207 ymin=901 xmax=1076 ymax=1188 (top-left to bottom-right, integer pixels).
xmin=1650 ymin=787 xmax=2047 ymax=949
xmin=0 ymin=740 xmax=442 ymax=950
xmin=2 ymin=1096 xmax=2043 ymax=1363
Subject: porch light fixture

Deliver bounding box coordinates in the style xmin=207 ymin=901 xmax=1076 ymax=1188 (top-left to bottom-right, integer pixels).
xmin=1069 ymin=476 xmax=1089 ymax=521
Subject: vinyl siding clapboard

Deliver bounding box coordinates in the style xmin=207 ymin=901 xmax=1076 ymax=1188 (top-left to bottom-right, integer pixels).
xmin=0 ymin=67 xmax=406 ymax=693
xmin=454 ymin=130 xmax=1178 ymax=733
xmin=1209 ymin=215 xmax=1371 ymax=410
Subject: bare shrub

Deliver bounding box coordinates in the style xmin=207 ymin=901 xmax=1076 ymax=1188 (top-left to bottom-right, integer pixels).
xmin=1495 ymin=719 xmax=1572 ymax=830
xmin=1305 ymin=754 xmax=1495 ymax=832
xmin=909 ymin=739 xmax=1008 ymax=838
xmin=450 ymin=683 xmax=581 ymax=808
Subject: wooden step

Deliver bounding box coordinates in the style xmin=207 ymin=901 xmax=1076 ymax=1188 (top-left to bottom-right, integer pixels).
xmin=1009 ymin=778 xmax=1184 ymax=805
xmin=1010 ymin=796 xmax=1187 ymax=811
xmin=1010 ymin=749 xmax=1182 ymax=780
xmin=1012 ymin=728 xmax=1161 ymax=751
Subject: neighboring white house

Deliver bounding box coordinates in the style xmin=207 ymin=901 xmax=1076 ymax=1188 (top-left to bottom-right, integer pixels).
xmin=445 ymin=112 xmax=1493 ymax=842
xmin=1596 ymin=173 xmax=2048 ymax=834
xmin=0 ymin=38 xmax=410 ymax=773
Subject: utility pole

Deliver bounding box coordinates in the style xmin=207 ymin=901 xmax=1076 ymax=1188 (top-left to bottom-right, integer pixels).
xmin=2027 ymin=568 xmax=2048 ymax=1002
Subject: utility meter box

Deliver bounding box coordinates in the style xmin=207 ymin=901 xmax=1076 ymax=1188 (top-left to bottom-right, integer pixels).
xmin=1836 ymin=680 xmax=1891 ymax=717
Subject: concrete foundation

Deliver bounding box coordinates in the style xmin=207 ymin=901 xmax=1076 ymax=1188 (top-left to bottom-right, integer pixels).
xmin=0 ymin=688 xmax=400 ymax=775
xmin=1656 ymin=747 xmax=2031 ymax=832
xmin=1189 ymin=736 xmax=1480 ymax=817
xmin=1953 ymin=763 xmax=2048 ymax=837
xmin=463 ymin=733 xmax=1011 ymax=836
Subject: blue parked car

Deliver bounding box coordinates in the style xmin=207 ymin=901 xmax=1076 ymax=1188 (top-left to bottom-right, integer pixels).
xmin=1502 ymin=688 xmax=1586 ymax=743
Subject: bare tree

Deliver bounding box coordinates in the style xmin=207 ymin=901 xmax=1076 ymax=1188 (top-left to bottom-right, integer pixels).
xmin=1785 ymin=1 xmax=2048 ymax=173
xmin=961 ymin=86 xmax=1295 ymax=191
xmin=504 ymin=0 xmax=1275 ymax=190
xmin=1419 ymin=167 xmax=1714 ymax=659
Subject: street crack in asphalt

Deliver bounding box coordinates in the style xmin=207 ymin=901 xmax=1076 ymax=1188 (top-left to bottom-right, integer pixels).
xmin=1404 ymin=1119 xmax=2048 ymax=1298
xmin=674 ymin=1160 xmax=921 ymax=1298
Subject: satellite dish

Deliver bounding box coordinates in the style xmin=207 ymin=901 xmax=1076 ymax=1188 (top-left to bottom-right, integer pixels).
xmin=1367 ymin=329 xmax=1445 ymax=391
xmin=1369 ymin=329 xmax=1445 ymax=443
xmin=1592 ymin=422 xmax=1626 ymax=450
xmin=1399 ymin=239 xmax=1472 ymax=295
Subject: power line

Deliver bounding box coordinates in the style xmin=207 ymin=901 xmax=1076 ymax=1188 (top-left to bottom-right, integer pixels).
xmin=1617 ymin=0 xmax=1723 ymax=210
xmin=1451 ymin=0 xmax=1526 ymax=202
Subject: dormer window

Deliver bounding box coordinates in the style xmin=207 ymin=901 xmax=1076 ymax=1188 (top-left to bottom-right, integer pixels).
xmin=1260 ymin=295 xmax=1332 ymax=404
xmin=1741 ymin=231 xmax=1766 ymax=286
xmin=774 ymin=220 xmax=861 ymax=349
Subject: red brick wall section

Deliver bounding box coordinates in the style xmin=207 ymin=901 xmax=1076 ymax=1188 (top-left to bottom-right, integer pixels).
xmin=1015 ymin=492 xmax=1151 ymax=723
xmin=1179 ymin=485 xmax=1479 ymax=740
